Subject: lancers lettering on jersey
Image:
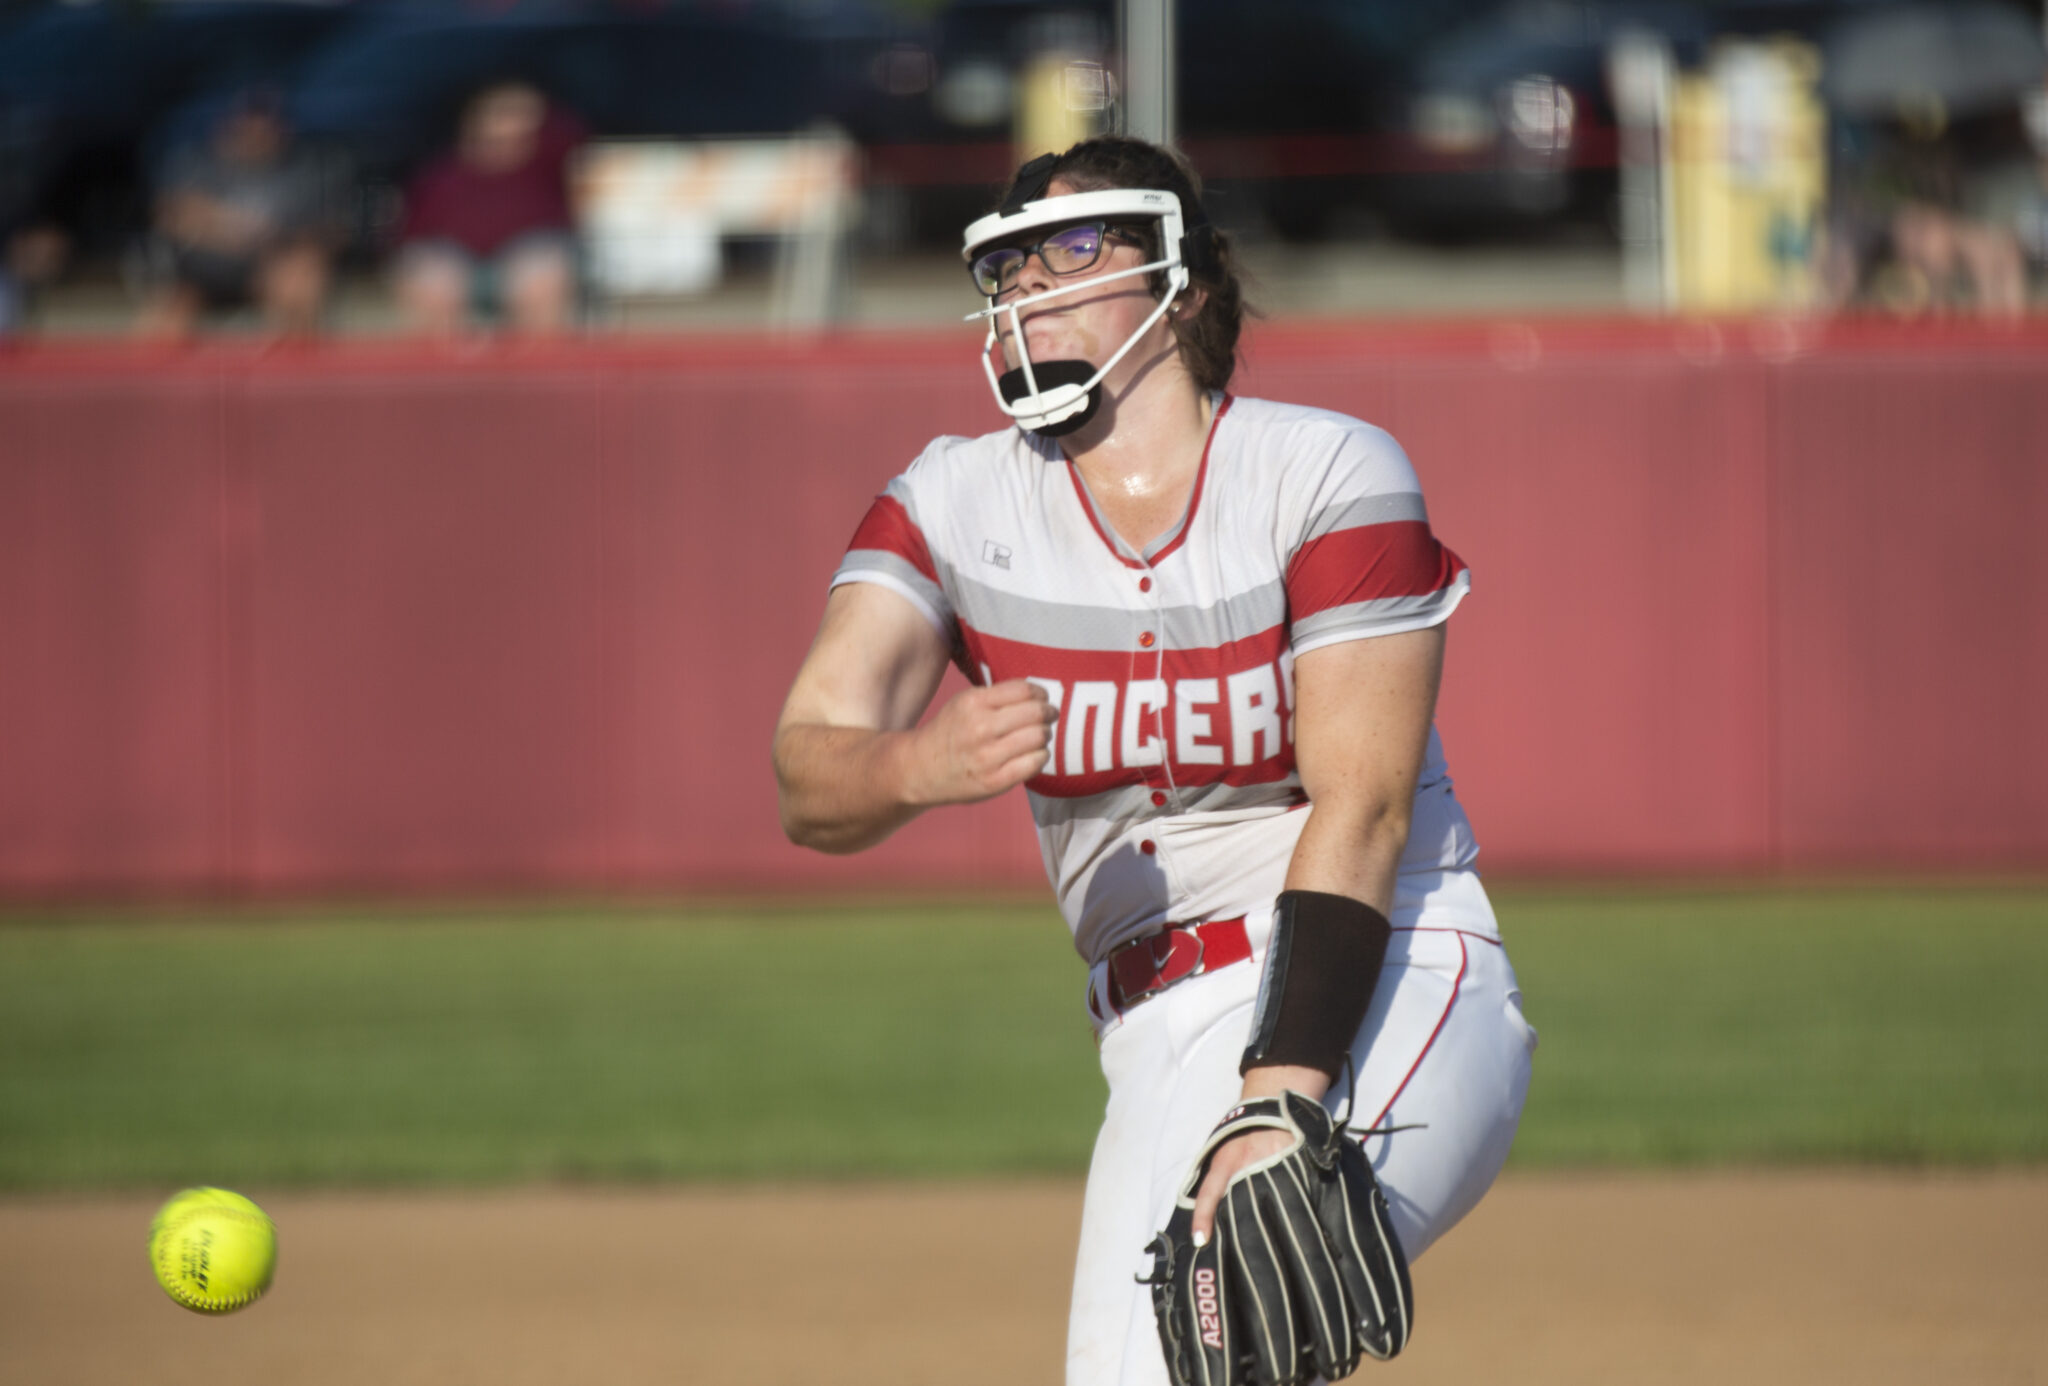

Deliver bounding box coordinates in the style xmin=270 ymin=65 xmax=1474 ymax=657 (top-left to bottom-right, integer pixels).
xmin=963 ymin=632 xmax=1298 ymax=799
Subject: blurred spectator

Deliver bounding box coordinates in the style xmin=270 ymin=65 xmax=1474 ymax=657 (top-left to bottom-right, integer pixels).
xmin=1999 ymin=86 xmax=2048 ymax=278
xmin=1889 ymin=202 xmax=2026 ymax=317
xmin=1817 ymin=2 xmax=2045 ymax=316
xmin=1823 ymin=105 xmax=2034 ymax=318
xmin=136 ymin=93 xmax=345 ymax=340
xmin=1 ymin=225 xmax=69 ymax=338
xmin=2 ymin=118 xmax=73 ymax=337
xmin=393 ymin=81 xmax=587 ymax=338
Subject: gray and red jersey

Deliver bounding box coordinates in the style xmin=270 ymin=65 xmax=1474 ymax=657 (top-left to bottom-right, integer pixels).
xmin=832 ymin=395 xmax=1478 ymax=965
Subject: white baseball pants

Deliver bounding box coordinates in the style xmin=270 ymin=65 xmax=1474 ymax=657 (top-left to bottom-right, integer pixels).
xmin=1066 ymin=868 xmax=1536 ymax=1386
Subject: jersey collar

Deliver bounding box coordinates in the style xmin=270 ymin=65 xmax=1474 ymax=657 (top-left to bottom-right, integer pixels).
xmin=1063 ymin=394 xmax=1233 ymax=570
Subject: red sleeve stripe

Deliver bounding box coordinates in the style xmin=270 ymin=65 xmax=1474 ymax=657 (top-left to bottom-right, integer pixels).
xmin=1285 ymin=522 xmax=1466 ymax=619
xmin=845 ymin=493 xmax=939 ymax=584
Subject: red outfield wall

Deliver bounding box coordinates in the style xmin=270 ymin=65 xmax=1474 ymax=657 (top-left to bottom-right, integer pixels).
xmin=2 ymin=320 xmax=2045 ymax=898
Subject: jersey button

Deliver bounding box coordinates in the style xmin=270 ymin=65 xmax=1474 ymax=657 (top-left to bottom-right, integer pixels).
xmin=1140 ymin=839 xmax=1157 ymax=855
xmin=1150 ymin=791 xmax=1167 ymax=807
xmin=1138 ymin=631 xmax=1155 ymax=648
xmin=1138 ymin=576 xmax=1152 ymax=593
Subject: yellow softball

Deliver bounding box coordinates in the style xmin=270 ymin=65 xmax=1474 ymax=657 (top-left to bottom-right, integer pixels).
xmin=148 ymin=1187 xmax=277 ymax=1314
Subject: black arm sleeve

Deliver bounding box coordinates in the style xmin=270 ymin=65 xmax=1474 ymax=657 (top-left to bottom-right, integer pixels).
xmin=1239 ymin=889 xmax=1392 ymax=1079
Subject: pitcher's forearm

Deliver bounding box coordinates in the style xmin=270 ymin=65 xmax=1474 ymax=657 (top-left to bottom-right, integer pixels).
xmin=1281 ymin=795 xmax=1411 ymax=917
xmin=773 ymin=723 xmax=929 ymax=853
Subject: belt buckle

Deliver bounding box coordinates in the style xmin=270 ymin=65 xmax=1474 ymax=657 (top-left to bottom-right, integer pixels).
xmin=1115 ymin=924 xmax=1206 ymax=1008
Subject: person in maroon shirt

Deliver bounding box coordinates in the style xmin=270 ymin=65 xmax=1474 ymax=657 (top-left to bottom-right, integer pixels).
xmin=394 ymin=81 xmax=586 ymax=336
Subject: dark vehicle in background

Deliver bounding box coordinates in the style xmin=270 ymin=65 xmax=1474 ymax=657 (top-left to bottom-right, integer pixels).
xmin=847 ymin=0 xmax=1112 ymax=240
xmin=284 ymin=0 xmax=889 ymax=178
xmin=1178 ymin=0 xmax=1501 ymax=238
xmin=1384 ymin=0 xmax=1913 ymax=239
xmin=0 ymin=0 xmax=353 ymax=260
xmin=1390 ymin=0 xmax=1711 ymax=237
xmin=856 ymin=0 xmax=1500 ymax=240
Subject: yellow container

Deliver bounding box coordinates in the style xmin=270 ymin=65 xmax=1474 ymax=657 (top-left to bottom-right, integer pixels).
xmin=1669 ymin=39 xmax=1827 ymax=312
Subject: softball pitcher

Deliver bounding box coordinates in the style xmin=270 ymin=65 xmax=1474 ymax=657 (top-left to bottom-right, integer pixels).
xmin=774 ymin=136 xmax=1535 ymax=1386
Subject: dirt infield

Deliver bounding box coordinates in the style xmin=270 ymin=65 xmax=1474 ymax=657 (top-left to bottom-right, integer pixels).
xmin=5 ymin=1173 xmax=2044 ymax=1385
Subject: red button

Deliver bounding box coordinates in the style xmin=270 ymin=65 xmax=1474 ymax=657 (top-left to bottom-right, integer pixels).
xmin=1138 ymin=631 xmax=1155 ymax=648
xmin=1140 ymin=840 xmax=1156 ymax=855
xmin=1139 ymin=576 xmax=1152 ymax=592
xmin=1151 ymin=791 xmax=1167 ymax=807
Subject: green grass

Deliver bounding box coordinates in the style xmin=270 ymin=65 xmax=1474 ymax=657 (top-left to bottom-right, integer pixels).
xmin=1496 ymin=885 xmax=2048 ymax=1165
xmin=0 ymin=903 xmax=1103 ymax=1189
xmin=1 ymin=886 xmax=2043 ymax=1189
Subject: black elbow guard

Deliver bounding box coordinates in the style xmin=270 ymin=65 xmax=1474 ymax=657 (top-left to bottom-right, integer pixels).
xmin=1239 ymin=890 xmax=1393 ymax=1079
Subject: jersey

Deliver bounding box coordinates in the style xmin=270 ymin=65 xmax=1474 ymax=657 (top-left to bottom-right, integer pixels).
xmin=831 ymin=395 xmax=1479 ymax=966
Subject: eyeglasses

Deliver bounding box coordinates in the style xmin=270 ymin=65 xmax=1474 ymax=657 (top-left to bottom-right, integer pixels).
xmin=968 ymin=222 xmax=1137 ymax=297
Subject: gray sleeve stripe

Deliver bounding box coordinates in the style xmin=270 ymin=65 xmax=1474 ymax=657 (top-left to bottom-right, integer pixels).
xmin=830 ymin=563 xmax=952 ymax=635
xmin=837 ymin=549 xmax=950 ymax=612
xmin=1289 ymin=574 xmax=1471 ymax=653
xmin=1300 ymin=492 xmax=1430 ymax=544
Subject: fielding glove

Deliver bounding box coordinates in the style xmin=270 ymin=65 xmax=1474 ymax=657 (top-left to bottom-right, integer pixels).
xmin=1142 ymin=1091 xmax=1412 ymax=1386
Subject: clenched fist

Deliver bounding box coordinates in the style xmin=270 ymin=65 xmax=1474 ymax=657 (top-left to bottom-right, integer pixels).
xmin=905 ymin=678 xmax=1058 ymax=806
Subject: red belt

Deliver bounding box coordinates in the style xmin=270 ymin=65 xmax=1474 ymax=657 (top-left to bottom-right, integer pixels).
xmin=1107 ymin=917 xmax=1251 ymax=1012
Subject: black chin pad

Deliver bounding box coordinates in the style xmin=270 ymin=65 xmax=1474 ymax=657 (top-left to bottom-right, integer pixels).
xmin=997 ymin=359 xmax=1101 ymax=437
xmin=997 ymin=358 xmax=1095 ymax=403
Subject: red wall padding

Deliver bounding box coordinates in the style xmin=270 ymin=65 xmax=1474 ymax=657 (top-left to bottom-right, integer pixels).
xmin=3 ymin=321 xmax=2044 ymax=898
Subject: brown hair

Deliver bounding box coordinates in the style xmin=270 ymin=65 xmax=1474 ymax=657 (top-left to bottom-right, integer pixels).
xmin=995 ymin=137 xmax=1249 ymax=395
